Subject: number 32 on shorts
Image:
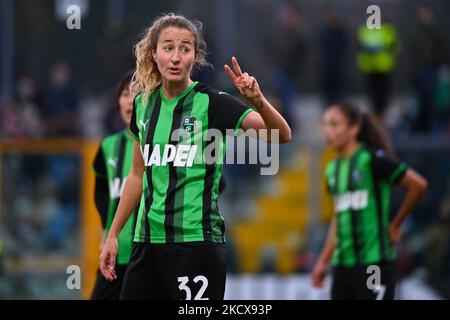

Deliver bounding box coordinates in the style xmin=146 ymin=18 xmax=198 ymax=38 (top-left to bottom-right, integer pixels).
xmin=177 ymin=275 xmax=209 ymax=300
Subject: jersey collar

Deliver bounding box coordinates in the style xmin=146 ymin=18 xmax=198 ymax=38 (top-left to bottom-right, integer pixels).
xmin=340 ymin=142 xmax=364 ymax=160
xmin=159 ymin=81 xmax=198 ymax=105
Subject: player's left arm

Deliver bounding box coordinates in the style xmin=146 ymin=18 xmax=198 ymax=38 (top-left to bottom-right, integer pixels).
xmin=390 ymin=168 xmax=428 ymax=243
xmin=224 ymin=56 xmax=291 ymax=144
xmin=372 ymin=151 xmax=428 ymax=243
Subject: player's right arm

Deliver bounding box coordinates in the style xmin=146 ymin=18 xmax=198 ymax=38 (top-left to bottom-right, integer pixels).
xmin=100 ymin=140 xmax=144 ymax=281
xmin=311 ymin=216 xmax=336 ymax=288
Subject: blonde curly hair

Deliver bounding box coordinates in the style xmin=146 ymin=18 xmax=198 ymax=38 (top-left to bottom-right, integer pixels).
xmin=131 ymin=13 xmax=209 ymax=102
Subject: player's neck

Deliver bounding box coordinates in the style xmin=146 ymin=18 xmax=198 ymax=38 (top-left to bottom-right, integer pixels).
xmin=161 ymin=78 xmax=193 ymax=101
xmin=340 ymin=140 xmax=360 ymax=158
xmin=125 ymin=129 xmax=133 ymax=140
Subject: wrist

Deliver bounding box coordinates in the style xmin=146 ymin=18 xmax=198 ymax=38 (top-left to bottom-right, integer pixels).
xmin=391 ymin=219 xmax=401 ymax=229
xmin=248 ymin=93 xmax=265 ymax=110
xmin=108 ymin=229 xmax=119 ymax=239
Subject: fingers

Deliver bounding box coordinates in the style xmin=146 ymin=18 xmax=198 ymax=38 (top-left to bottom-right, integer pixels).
xmin=99 ymin=251 xmax=117 ymax=281
xmin=389 ymin=226 xmax=401 ymax=244
xmin=241 ymin=72 xmax=249 ymax=87
xmin=108 ymin=253 xmax=117 ymax=280
xmin=311 ymin=266 xmax=326 ymax=288
xmin=99 ymin=254 xmax=112 ymax=281
xmin=225 ymin=57 xmax=259 ymax=97
xmin=241 ymin=73 xmax=256 ymax=89
xmin=312 ymin=273 xmax=324 ymax=288
xmin=231 ymin=56 xmax=243 ymax=76
xmin=101 ymin=264 xmax=116 ymax=281
xmin=311 ymin=272 xmax=319 ymax=287
xmin=248 ymin=76 xmax=255 ymax=89
xmin=241 ymin=73 xmax=257 ymax=87
xmin=224 ymin=64 xmax=237 ymax=81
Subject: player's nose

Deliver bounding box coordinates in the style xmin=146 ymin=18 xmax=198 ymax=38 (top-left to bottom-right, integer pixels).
xmin=170 ymin=50 xmax=181 ymax=63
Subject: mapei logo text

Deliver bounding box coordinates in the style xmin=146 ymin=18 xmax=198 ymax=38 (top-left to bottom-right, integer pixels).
xmin=141 ymin=144 xmax=198 ymax=167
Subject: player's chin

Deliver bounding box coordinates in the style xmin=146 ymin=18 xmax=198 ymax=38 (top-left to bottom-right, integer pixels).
xmin=164 ymin=71 xmax=185 ymax=82
xmin=123 ymin=112 xmax=132 ymax=124
xmin=324 ymin=139 xmax=335 ymax=148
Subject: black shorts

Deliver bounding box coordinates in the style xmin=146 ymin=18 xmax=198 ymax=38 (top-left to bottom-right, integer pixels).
xmin=120 ymin=241 xmax=227 ymax=300
xmin=90 ymin=264 xmax=128 ymax=300
xmin=331 ymin=262 xmax=396 ymax=300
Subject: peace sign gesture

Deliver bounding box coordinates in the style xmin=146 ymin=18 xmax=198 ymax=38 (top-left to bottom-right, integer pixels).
xmin=224 ymin=57 xmax=262 ymax=105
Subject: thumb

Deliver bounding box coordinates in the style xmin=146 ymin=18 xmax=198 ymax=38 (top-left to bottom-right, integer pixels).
xmin=99 ymin=251 xmax=108 ymax=278
xmin=109 ymin=251 xmax=116 ymax=271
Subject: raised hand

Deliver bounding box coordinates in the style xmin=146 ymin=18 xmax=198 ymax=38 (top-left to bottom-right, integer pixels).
xmin=224 ymin=57 xmax=261 ymax=105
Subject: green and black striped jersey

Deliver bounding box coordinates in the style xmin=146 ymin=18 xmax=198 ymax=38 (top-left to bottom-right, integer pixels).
xmin=93 ymin=130 xmax=138 ymax=264
xmin=325 ymin=144 xmax=407 ymax=267
xmin=129 ymin=81 xmax=253 ymax=244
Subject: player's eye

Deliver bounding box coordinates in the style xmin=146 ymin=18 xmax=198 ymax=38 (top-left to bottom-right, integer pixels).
xmin=180 ymin=46 xmax=191 ymax=53
xmin=329 ymin=120 xmax=338 ymax=128
xmin=163 ymin=46 xmax=173 ymax=52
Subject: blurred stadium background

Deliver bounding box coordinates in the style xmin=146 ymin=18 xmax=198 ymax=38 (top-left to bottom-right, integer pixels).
xmin=0 ymin=0 xmax=449 ymax=299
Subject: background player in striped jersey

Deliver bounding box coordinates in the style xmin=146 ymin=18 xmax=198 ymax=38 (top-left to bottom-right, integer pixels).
xmin=311 ymin=102 xmax=428 ymax=300
xmin=90 ymin=71 xmax=138 ymax=299
xmin=99 ymin=13 xmax=291 ymax=299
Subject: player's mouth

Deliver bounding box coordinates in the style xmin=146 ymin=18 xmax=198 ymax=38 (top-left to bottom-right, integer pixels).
xmin=168 ymin=67 xmax=182 ymax=75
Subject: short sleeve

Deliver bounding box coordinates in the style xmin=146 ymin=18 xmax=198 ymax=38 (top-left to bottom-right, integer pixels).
xmin=129 ymin=95 xmax=140 ymax=142
xmin=93 ymin=144 xmax=107 ymax=179
xmin=371 ymin=149 xmax=407 ymax=184
xmin=208 ymin=90 xmax=253 ymax=135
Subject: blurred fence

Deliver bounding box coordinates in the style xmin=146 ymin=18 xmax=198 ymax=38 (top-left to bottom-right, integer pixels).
xmin=0 ymin=139 xmax=99 ymax=299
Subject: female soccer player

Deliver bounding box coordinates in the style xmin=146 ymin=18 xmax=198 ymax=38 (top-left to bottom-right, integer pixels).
xmin=99 ymin=13 xmax=291 ymax=300
xmin=91 ymin=71 xmax=137 ymax=299
xmin=311 ymin=102 xmax=428 ymax=300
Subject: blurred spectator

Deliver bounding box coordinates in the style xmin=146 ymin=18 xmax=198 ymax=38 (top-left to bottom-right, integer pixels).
xmin=433 ymin=66 xmax=450 ymax=133
xmin=15 ymin=76 xmax=45 ymax=137
xmin=2 ymin=155 xmax=80 ymax=253
xmin=0 ymin=76 xmax=44 ymax=138
xmin=319 ymin=10 xmax=348 ymax=105
xmin=267 ymin=4 xmax=308 ymax=132
xmin=410 ymin=6 xmax=449 ymax=132
xmin=357 ymin=19 xmax=400 ymax=117
xmin=42 ymin=63 xmax=80 ymax=137
xmin=43 ymin=177 xmax=79 ymax=250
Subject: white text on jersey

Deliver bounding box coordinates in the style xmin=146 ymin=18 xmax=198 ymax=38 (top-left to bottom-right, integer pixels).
xmin=110 ymin=177 xmax=127 ymax=199
xmin=141 ymin=144 xmax=198 ymax=167
xmin=334 ymin=190 xmax=369 ymax=212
